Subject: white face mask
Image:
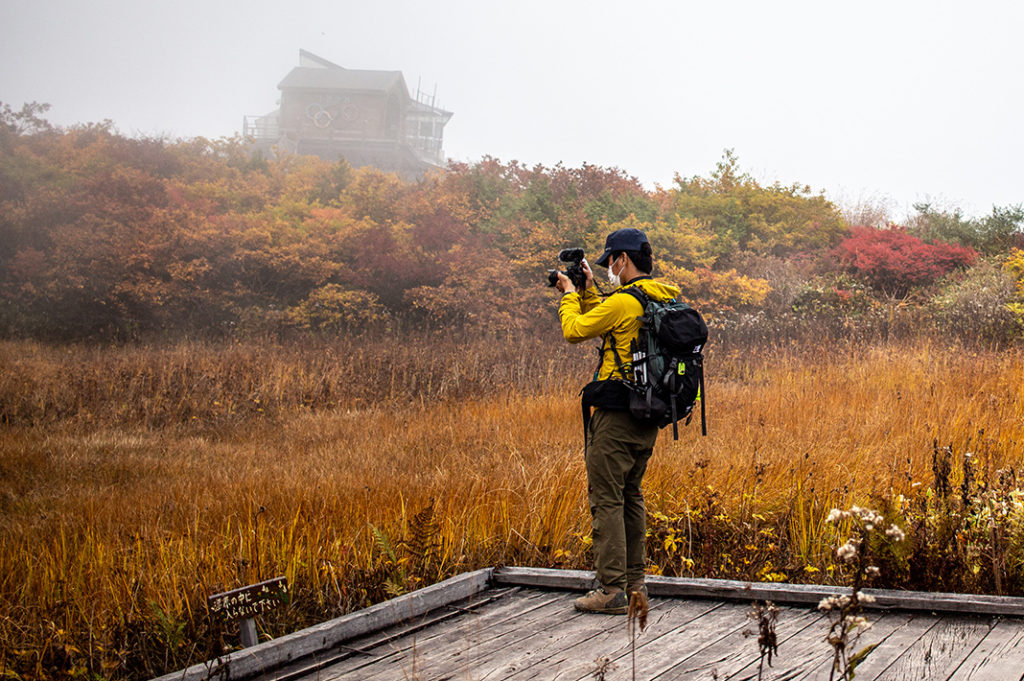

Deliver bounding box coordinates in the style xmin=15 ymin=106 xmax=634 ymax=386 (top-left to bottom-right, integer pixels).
xmin=607 ymin=257 xmax=622 ymax=288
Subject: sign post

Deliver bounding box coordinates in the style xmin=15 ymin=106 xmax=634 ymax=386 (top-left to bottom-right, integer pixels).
xmin=208 ymin=577 xmax=289 ymax=648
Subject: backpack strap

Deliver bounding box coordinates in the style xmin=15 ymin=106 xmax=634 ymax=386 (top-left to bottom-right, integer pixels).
xmin=603 ymin=332 xmax=632 ymax=383
xmin=698 ymin=356 xmax=707 ymax=436
xmin=581 ymin=390 xmax=592 ymax=452
xmin=670 ymin=392 xmax=678 ymax=440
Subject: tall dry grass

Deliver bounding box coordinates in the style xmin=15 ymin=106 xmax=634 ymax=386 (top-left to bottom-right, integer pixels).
xmin=1 ymin=333 xmax=1023 ymax=679
xmin=0 ymin=330 xmax=581 ymax=428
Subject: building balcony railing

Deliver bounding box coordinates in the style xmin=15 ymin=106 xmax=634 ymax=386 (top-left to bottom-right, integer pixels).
xmin=242 ymin=115 xmax=280 ymax=141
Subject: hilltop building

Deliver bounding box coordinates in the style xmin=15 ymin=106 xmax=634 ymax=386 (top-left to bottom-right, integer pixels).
xmin=243 ymin=50 xmax=452 ymax=178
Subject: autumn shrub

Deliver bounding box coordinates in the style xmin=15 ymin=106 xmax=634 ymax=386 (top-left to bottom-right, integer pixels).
xmin=733 ymin=254 xmax=818 ymax=315
xmin=712 ymin=274 xmax=885 ymax=346
xmin=833 ymin=225 xmax=977 ymax=297
xmin=286 ymin=284 xmax=389 ymax=331
xmin=791 ymin=273 xmax=879 ymax=318
xmin=1005 ymin=248 xmax=1024 ymax=323
xmin=667 ymin=265 xmax=771 ymax=316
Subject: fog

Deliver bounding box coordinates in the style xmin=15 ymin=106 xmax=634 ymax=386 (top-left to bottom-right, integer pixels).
xmin=2 ymin=0 xmax=1022 ymax=216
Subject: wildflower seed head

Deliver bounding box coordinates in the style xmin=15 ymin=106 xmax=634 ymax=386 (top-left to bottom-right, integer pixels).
xmin=826 ymin=508 xmax=849 ymax=524
xmin=854 ymin=507 xmax=884 ymax=528
xmin=818 ymin=596 xmax=839 ymax=611
xmin=844 ymin=615 xmax=871 ymax=630
xmin=865 ymin=566 xmax=881 ymax=578
xmin=885 ymin=524 xmax=906 ymax=542
xmin=859 ymin=593 xmax=877 ymax=604
xmin=837 ymin=540 xmax=859 ymax=563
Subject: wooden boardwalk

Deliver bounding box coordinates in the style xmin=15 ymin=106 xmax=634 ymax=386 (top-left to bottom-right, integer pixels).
xmin=156 ymin=568 xmax=1024 ymax=681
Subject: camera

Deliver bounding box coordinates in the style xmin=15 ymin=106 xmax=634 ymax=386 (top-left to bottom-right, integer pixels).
xmin=547 ymin=248 xmax=588 ymax=290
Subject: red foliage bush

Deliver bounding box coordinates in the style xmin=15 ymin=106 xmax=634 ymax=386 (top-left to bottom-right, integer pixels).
xmin=833 ymin=226 xmax=977 ymax=296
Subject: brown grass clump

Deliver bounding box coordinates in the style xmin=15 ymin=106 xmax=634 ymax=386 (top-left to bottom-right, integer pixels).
xmin=1 ymin=334 xmax=1022 ymax=679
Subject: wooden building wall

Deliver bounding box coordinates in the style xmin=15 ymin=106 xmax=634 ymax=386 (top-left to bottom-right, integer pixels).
xmin=280 ymin=90 xmax=405 ymax=141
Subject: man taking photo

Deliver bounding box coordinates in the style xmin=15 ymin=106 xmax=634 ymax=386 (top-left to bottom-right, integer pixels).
xmin=553 ymin=227 xmax=681 ymax=615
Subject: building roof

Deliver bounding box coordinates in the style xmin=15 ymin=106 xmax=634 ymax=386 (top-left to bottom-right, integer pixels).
xmin=156 ymin=567 xmax=1024 ymax=681
xmin=278 ymin=50 xmax=407 ymax=95
xmin=278 ymin=67 xmax=406 ymax=94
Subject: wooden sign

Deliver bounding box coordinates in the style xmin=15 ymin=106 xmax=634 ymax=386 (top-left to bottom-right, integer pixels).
xmin=208 ymin=577 xmax=289 ymax=623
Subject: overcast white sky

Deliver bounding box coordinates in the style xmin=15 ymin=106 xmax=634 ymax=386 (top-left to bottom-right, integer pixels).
xmin=1 ymin=0 xmax=1021 ymax=218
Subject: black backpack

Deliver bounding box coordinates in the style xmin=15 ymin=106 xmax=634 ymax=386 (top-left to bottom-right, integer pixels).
xmin=609 ymin=286 xmax=708 ymax=439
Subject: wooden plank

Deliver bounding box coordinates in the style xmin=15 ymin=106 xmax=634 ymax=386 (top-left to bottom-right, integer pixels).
xmin=454 ymin=598 xmax=686 ymax=680
xmin=872 ymin=617 xmax=993 ymax=680
xmin=822 ymin=613 xmax=942 ymax=680
xmin=151 ymin=568 xmax=493 ymax=681
xmin=323 ymin=592 xmax=582 ymax=681
xmin=411 ymin=592 xmax=605 ymax=681
xmin=256 ymin=588 xmax=524 ymax=681
xmin=728 ymin=611 xmax=917 ymax=680
xmin=646 ymin=606 xmax=826 ymax=679
xmin=490 ymin=567 xmax=595 ymax=591
xmin=481 ymin=597 xmax=722 ymax=680
xmin=789 ymin=612 xmax=917 ymax=681
xmin=711 ymin=606 xmax=827 ymax=681
xmin=730 ymin=610 xmax=845 ymax=681
xmin=492 ymin=567 xmax=1024 ymax=616
xmin=308 ymin=589 xmax=563 ymax=680
xmin=553 ymin=601 xmax=751 ymax=681
xmin=946 ymin=617 xmax=1024 ymax=681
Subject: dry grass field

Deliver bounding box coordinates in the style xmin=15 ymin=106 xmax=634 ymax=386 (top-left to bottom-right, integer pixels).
xmin=1 ymin=333 xmax=1023 ymax=679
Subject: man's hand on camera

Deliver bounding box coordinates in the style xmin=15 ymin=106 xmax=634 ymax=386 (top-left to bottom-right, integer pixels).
xmin=582 ymin=259 xmax=595 ymax=289
xmin=555 ymin=271 xmax=575 ymax=294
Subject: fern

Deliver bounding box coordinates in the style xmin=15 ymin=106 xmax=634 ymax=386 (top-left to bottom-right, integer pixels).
xmin=370 ymin=524 xmax=408 ymax=594
xmin=147 ymin=599 xmax=186 ymax=651
xmin=370 ymin=524 xmax=397 ymax=563
xmin=402 ymin=499 xmax=441 ymax=583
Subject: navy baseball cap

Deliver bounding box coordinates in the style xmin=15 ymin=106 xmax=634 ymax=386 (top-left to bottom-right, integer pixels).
xmin=594 ymin=228 xmax=650 ymax=267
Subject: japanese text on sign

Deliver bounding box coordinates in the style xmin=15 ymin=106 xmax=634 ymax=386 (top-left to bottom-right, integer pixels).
xmin=208 ymin=577 xmax=289 ymax=622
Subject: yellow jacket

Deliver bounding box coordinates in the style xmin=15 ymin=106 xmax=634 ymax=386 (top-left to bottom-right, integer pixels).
xmin=559 ymin=278 xmax=683 ymax=381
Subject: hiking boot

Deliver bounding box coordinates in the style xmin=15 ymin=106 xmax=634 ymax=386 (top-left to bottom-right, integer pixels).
xmin=574 ymin=587 xmax=628 ymax=615
xmin=627 ymin=582 xmax=648 ymax=600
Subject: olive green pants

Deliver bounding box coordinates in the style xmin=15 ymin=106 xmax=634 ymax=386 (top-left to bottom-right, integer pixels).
xmin=586 ymin=408 xmax=659 ymax=591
